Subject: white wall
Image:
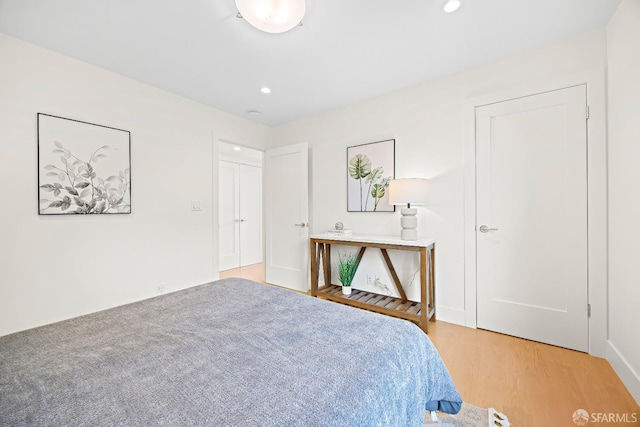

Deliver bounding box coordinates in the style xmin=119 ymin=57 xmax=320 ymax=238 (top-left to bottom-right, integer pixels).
xmin=606 ymin=0 xmax=640 ymax=403
xmin=0 ymin=34 xmax=271 ymax=336
xmin=272 ymin=29 xmax=607 ymax=326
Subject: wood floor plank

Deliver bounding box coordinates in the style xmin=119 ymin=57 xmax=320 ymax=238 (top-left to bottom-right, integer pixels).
xmin=219 ymin=262 xmax=265 ymax=283
xmin=427 ymin=321 xmax=639 ymax=426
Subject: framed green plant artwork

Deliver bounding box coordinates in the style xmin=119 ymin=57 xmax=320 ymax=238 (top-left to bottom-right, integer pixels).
xmin=37 ymin=113 xmax=131 ymax=215
xmin=347 ymin=139 xmax=394 ymax=212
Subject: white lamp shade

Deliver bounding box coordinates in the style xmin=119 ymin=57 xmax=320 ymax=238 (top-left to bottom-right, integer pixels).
xmin=236 ymin=0 xmax=306 ymax=34
xmin=388 ymin=178 xmax=428 ymax=206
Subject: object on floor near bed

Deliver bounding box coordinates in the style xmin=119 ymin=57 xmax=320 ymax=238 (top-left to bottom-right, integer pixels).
xmin=0 ymin=278 xmax=462 ymax=426
xmin=423 ymin=404 xmax=510 ymax=427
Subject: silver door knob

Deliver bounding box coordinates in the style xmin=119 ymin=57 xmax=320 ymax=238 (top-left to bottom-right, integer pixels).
xmin=479 ymin=225 xmax=498 ymax=233
xmin=294 ymin=222 xmax=308 ymax=228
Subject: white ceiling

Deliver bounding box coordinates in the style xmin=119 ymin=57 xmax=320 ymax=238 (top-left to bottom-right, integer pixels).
xmin=0 ymin=0 xmax=621 ymax=127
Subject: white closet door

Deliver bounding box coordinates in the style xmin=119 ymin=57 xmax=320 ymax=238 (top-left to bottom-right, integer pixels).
xmin=219 ymin=161 xmax=240 ymax=271
xmin=239 ymin=164 xmax=263 ymax=266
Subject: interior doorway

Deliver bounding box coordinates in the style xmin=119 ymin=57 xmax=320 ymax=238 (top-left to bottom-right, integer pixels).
xmin=218 ymin=142 xmax=264 ymax=274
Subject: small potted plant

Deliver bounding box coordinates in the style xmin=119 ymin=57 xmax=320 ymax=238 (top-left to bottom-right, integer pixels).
xmin=338 ymin=252 xmax=359 ymax=295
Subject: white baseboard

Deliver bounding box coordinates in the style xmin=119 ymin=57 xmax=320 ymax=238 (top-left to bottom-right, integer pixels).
xmin=435 ymin=305 xmax=466 ymax=326
xmin=607 ymin=340 xmax=640 ymax=404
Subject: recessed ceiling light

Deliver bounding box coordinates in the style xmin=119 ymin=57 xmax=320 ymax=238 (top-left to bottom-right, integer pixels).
xmin=443 ymin=0 xmax=462 ymax=13
xmin=260 ymin=87 xmax=271 ymax=94
xmin=233 ymin=146 xmax=242 ymax=151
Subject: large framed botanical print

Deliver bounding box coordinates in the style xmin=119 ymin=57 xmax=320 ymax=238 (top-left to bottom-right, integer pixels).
xmin=347 ymin=139 xmax=395 ymax=212
xmin=37 ymin=113 xmax=131 ymax=215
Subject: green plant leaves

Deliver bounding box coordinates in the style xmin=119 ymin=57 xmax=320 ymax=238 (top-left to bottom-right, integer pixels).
xmin=348 ymin=154 xmax=371 ymax=180
xmin=365 ymin=166 xmax=383 ymax=183
xmin=338 ymin=252 xmax=359 ymax=287
xmin=372 ymin=177 xmax=391 ymax=210
xmin=349 ymin=153 xmax=390 ymax=211
xmin=371 ymin=183 xmax=386 ymax=198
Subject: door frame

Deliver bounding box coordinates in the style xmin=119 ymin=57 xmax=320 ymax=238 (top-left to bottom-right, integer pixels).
xmin=463 ymin=68 xmax=607 ymax=357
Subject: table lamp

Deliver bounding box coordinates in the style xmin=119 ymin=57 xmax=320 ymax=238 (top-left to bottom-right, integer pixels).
xmin=388 ymin=178 xmax=428 ymax=240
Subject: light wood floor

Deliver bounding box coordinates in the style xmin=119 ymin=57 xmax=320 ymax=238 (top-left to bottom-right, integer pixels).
xmin=219 ymin=262 xmax=265 ymax=283
xmin=428 ymin=320 xmax=639 ymax=426
xmin=219 ymin=264 xmax=639 ymax=425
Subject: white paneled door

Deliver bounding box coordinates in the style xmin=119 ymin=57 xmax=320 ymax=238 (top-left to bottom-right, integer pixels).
xmin=475 ymin=85 xmax=589 ymax=352
xmin=219 ymin=161 xmax=262 ymax=271
xmin=239 ymin=164 xmax=263 ymax=266
xmin=219 ymin=161 xmax=240 ymax=271
xmin=265 ymin=143 xmax=309 ymax=292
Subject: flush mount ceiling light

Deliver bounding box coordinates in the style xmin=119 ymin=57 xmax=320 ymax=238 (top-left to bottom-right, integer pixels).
xmin=442 ymin=0 xmax=462 ymax=13
xmin=236 ymin=0 xmax=306 ymax=34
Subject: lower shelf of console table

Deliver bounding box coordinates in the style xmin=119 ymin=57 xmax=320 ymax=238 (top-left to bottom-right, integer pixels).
xmin=310 ymin=234 xmax=435 ymax=333
xmin=316 ymin=284 xmax=426 ymax=325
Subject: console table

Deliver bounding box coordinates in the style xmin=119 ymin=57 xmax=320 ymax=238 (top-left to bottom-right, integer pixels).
xmin=309 ymin=234 xmax=435 ymax=333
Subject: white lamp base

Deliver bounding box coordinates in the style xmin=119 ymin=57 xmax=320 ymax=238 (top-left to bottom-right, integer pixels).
xmin=400 ymin=207 xmax=418 ymax=241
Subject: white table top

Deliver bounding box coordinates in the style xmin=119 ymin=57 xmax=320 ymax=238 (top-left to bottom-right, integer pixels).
xmin=310 ymin=233 xmax=434 ymax=247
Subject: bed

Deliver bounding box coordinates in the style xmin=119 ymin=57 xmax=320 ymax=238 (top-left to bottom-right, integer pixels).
xmin=0 ymin=278 xmax=462 ymax=426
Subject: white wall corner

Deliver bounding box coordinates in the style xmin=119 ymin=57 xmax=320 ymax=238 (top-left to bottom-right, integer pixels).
xmin=585 ymin=67 xmax=608 ymax=358
xmin=463 ymin=99 xmax=478 ymax=328
xmin=607 ymin=341 xmax=640 ymax=405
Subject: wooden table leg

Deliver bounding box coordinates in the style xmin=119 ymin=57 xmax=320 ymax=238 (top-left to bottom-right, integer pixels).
xmin=429 ymin=244 xmax=436 ymax=322
xmin=310 ymin=240 xmax=318 ymax=296
xmin=420 ymin=246 xmax=428 ymax=333
xmin=323 ymin=243 xmax=331 ymax=287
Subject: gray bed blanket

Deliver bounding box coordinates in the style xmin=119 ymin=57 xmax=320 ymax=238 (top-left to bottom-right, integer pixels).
xmin=1 ymin=278 xmax=462 ymax=426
